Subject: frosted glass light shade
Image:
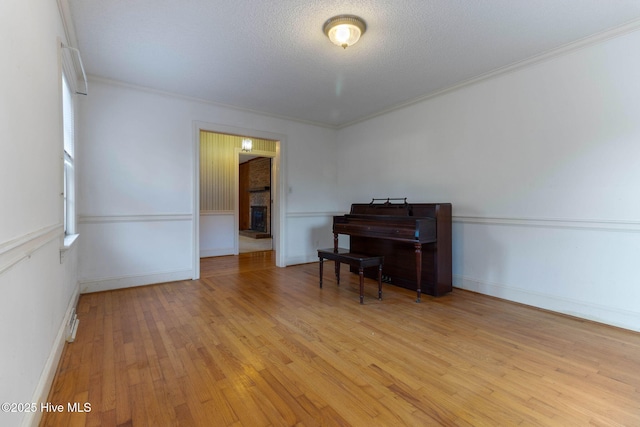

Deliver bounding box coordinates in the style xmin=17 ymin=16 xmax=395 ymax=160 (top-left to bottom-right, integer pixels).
xmin=323 ymin=15 xmax=367 ymax=49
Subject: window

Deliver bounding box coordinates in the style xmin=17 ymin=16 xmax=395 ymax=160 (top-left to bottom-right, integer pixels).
xmin=62 ymin=73 xmax=76 ymax=236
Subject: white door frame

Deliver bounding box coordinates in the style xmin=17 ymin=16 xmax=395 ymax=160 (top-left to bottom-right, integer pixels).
xmin=192 ymin=121 xmax=287 ymax=279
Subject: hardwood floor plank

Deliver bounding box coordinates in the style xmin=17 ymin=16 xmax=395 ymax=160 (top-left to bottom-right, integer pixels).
xmin=41 ymin=252 xmax=640 ymax=426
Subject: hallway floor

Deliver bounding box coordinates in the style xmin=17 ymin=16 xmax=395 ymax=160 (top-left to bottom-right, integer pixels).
xmin=239 ymin=235 xmax=272 ymax=253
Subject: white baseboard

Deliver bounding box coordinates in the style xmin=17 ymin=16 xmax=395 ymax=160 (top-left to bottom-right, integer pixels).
xmin=23 ymin=286 xmax=80 ymax=427
xmin=200 ymin=247 xmax=235 ymax=258
xmin=79 ymin=269 xmax=193 ymax=293
xmin=454 ymin=274 xmax=640 ymax=333
xmin=286 ymin=254 xmax=318 ymax=266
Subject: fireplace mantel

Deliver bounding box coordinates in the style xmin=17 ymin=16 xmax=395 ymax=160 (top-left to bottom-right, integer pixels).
xmin=248 ymin=186 xmax=270 ymax=193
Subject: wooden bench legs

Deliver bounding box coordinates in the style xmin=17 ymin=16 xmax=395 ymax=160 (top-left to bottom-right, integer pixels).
xmin=357 ymin=264 xmax=383 ymax=304
xmin=318 ymin=248 xmax=383 ymax=304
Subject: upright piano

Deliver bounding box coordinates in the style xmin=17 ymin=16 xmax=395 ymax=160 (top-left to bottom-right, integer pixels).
xmin=333 ymin=199 xmax=452 ymax=301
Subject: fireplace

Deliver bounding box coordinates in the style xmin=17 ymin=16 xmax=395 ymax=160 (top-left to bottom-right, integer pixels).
xmin=250 ymin=206 xmax=267 ymax=233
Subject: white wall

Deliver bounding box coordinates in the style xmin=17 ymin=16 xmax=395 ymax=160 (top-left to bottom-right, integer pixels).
xmin=285 ymin=213 xmax=342 ymax=265
xmin=77 ymin=78 xmax=339 ymax=292
xmin=337 ymin=28 xmax=640 ymax=331
xmin=200 ymin=212 xmax=235 ymax=257
xmin=0 ymin=1 xmax=80 ymax=426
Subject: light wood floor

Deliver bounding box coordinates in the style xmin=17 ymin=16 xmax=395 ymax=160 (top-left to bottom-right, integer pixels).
xmin=42 ymin=251 xmax=640 ymax=426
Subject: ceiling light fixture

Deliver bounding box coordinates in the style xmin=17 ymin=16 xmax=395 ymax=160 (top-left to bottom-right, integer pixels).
xmin=323 ymin=15 xmax=366 ymax=49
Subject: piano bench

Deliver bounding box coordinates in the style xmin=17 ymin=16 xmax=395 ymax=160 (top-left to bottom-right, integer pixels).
xmin=317 ymin=248 xmax=384 ymax=304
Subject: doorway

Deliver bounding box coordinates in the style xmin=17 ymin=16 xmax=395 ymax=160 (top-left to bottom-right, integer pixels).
xmin=238 ymin=155 xmax=273 ymax=253
xmin=192 ymin=122 xmax=286 ymax=279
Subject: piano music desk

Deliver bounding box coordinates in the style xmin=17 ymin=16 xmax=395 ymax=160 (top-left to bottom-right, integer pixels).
xmin=318 ymin=248 xmax=383 ymax=304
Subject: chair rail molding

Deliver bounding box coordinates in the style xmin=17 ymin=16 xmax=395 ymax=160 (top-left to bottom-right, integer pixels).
xmin=453 ymin=215 xmax=640 ymax=233
xmin=0 ymin=224 xmax=62 ymax=275
xmin=79 ymin=213 xmax=192 ymax=224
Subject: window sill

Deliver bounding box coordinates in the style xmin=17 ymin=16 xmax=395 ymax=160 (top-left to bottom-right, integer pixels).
xmin=63 ymin=233 xmax=79 ymax=249
xmin=60 ymin=233 xmax=79 ymax=263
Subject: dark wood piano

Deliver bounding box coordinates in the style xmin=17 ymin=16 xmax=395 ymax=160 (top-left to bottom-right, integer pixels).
xmin=333 ymin=199 xmax=452 ymax=301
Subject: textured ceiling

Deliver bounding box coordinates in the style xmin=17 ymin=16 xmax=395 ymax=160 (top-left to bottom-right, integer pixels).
xmin=66 ymin=0 xmax=640 ymax=127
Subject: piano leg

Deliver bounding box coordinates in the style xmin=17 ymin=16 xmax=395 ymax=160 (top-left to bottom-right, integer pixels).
xmin=319 ymin=256 xmax=323 ymax=288
xmin=378 ymin=264 xmax=383 ymax=300
xmin=415 ymin=243 xmax=422 ymax=303
xmin=358 ymin=267 xmax=364 ymax=304
xmin=333 ymin=233 xmax=339 ymax=285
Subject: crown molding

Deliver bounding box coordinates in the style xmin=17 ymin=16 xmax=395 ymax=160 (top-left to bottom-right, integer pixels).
xmin=338 ymin=17 xmax=640 ymax=129
xmin=87 ymin=75 xmax=339 ymax=130
xmin=57 ymin=0 xmax=79 ymax=47
xmin=58 ymin=8 xmax=640 ymax=131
